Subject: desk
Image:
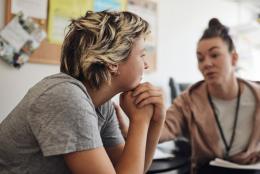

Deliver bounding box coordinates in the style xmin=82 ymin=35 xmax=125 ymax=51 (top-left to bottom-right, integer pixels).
xmin=198 ymin=164 xmax=260 ymax=174
xmin=148 ymin=157 xmax=260 ymax=174
xmin=147 ymin=156 xmax=190 ymax=174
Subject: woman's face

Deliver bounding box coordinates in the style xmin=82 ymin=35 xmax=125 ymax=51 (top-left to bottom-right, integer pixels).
xmin=196 ymin=37 xmax=237 ymax=85
xmin=117 ymin=37 xmax=148 ymax=91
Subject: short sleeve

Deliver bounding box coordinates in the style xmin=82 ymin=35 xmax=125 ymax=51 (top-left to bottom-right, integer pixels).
xmin=28 ymin=82 xmax=103 ymax=156
xmin=99 ymin=101 xmax=124 ymax=147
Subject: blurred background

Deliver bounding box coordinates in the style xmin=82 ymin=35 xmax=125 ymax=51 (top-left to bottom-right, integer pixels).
xmin=1 ymin=0 xmax=260 ymax=122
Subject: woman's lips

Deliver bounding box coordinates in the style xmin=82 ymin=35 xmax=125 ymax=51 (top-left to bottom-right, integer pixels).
xmin=205 ymin=72 xmax=216 ymax=79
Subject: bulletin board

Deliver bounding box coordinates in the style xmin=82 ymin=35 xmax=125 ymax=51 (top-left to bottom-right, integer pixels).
xmin=5 ymin=0 xmax=61 ymax=64
xmin=4 ymin=0 xmax=157 ymax=72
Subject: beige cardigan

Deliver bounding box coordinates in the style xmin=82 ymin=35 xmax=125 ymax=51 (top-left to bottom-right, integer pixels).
xmin=161 ymin=79 xmax=260 ymax=173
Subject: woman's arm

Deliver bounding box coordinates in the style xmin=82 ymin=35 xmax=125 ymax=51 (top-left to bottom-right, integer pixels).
xmin=160 ymin=97 xmax=187 ymax=142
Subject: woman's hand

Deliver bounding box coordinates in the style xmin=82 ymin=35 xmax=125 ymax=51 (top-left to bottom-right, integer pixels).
xmin=132 ymin=82 xmax=166 ymax=122
xmin=120 ymin=91 xmax=153 ymax=124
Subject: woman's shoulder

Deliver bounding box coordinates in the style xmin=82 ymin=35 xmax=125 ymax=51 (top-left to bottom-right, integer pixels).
xmin=179 ymin=80 xmax=206 ymax=98
xmin=240 ymin=78 xmax=260 ymax=88
xmin=240 ymin=78 xmax=260 ymax=100
xmin=171 ymin=80 xmax=208 ymax=110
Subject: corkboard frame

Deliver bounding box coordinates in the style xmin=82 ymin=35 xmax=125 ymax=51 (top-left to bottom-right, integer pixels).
xmin=5 ymin=0 xmax=61 ymax=65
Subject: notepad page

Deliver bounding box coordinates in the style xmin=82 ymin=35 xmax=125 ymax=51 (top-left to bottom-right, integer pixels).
xmin=210 ymin=158 xmax=260 ymax=170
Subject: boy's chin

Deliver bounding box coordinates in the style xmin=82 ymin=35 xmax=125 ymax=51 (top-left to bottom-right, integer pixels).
xmin=124 ymin=82 xmax=140 ymax=92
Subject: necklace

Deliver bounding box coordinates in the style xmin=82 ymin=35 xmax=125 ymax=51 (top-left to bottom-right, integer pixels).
xmin=207 ymin=82 xmax=241 ymax=159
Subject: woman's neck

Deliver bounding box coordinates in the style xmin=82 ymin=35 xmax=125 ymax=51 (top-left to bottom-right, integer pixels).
xmin=208 ymin=77 xmax=239 ymax=100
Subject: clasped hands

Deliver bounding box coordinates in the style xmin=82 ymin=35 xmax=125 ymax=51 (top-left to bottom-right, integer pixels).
xmin=115 ymin=82 xmax=166 ymax=136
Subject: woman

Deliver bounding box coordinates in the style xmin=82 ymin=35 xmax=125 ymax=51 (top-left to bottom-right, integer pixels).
xmin=0 ymin=11 xmax=165 ymax=174
xmin=161 ymin=18 xmax=260 ymax=173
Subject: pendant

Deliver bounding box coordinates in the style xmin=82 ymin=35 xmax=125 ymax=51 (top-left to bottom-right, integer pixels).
xmin=224 ymin=151 xmax=229 ymax=160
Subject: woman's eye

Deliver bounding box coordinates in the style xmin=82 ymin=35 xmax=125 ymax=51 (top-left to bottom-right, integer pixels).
xmin=211 ymin=53 xmax=219 ymax=58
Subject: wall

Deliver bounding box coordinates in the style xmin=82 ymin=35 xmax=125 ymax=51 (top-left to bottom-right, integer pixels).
xmin=0 ymin=0 xmax=59 ymax=121
xmin=144 ymin=0 xmax=253 ymax=105
xmin=0 ymin=0 xmax=254 ymax=121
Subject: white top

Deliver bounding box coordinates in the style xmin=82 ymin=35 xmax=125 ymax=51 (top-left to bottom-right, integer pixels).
xmin=211 ymin=84 xmax=256 ymax=156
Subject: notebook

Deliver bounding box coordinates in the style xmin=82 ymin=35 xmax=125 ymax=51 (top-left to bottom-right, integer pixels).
xmin=210 ymin=158 xmax=260 ymax=170
xmin=153 ymin=148 xmax=175 ymax=160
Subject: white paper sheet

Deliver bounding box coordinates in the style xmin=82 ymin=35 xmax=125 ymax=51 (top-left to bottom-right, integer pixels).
xmin=153 ymin=148 xmax=175 ymax=160
xmin=11 ymin=0 xmax=48 ymax=19
xmin=0 ymin=17 xmax=31 ymax=52
xmin=210 ymin=158 xmax=260 ymax=170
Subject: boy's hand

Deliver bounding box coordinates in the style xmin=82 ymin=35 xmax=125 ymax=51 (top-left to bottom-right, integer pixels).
xmin=132 ymin=82 xmax=166 ymax=122
xmin=120 ymin=91 xmax=153 ymax=123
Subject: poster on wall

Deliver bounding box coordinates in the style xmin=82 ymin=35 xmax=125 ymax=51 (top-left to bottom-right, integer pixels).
xmin=127 ymin=0 xmax=158 ymax=72
xmin=93 ymin=0 xmax=127 ymax=11
xmin=0 ymin=12 xmax=46 ymax=67
xmin=47 ymin=0 xmax=127 ymax=44
xmin=11 ymin=0 xmax=48 ymax=19
xmin=47 ymin=0 xmax=89 ymax=44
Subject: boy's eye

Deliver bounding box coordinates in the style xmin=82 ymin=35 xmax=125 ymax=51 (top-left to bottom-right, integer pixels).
xmin=197 ymin=57 xmax=203 ymax=63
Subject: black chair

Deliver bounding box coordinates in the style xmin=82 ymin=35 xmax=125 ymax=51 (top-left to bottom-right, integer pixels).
xmin=169 ymin=77 xmax=190 ymax=103
xmin=169 ymin=77 xmax=181 ymax=103
xmin=147 ymin=156 xmax=190 ymax=174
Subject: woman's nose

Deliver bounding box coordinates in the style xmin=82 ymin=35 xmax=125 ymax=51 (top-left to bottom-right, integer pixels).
xmin=203 ymin=57 xmax=213 ymax=68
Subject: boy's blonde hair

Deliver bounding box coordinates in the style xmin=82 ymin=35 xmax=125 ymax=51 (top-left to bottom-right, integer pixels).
xmin=60 ymin=11 xmax=150 ymax=89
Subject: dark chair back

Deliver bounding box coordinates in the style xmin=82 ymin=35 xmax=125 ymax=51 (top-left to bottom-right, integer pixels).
xmin=169 ymin=77 xmax=190 ymax=103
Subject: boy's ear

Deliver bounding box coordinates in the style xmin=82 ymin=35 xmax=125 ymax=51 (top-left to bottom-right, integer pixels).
xmin=108 ymin=64 xmax=119 ymax=75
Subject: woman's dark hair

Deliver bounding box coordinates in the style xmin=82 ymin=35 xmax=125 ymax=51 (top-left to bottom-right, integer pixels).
xmin=199 ymin=18 xmax=235 ymax=52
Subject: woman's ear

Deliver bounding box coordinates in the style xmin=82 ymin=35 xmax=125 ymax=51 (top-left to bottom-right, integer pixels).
xmin=108 ymin=64 xmax=120 ymax=75
xmin=231 ymin=51 xmax=238 ymax=66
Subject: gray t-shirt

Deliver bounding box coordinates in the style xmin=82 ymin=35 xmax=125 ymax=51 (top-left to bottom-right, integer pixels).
xmin=0 ymin=73 xmax=124 ymax=174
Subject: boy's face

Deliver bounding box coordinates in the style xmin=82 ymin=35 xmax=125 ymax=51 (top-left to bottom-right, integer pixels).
xmin=117 ymin=37 xmax=148 ymax=91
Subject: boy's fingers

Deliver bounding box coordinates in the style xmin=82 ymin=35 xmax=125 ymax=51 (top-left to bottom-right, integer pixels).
xmin=132 ymin=82 xmax=156 ymax=96
xmin=137 ymin=96 xmax=162 ymax=108
xmin=135 ymin=90 xmax=162 ymax=104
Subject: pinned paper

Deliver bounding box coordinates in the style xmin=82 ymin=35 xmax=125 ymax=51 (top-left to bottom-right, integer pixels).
xmin=0 ymin=12 xmax=46 ymax=68
xmin=11 ymin=0 xmax=48 ymax=19
xmin=0 ymin=16 xmax=31 ymax=52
